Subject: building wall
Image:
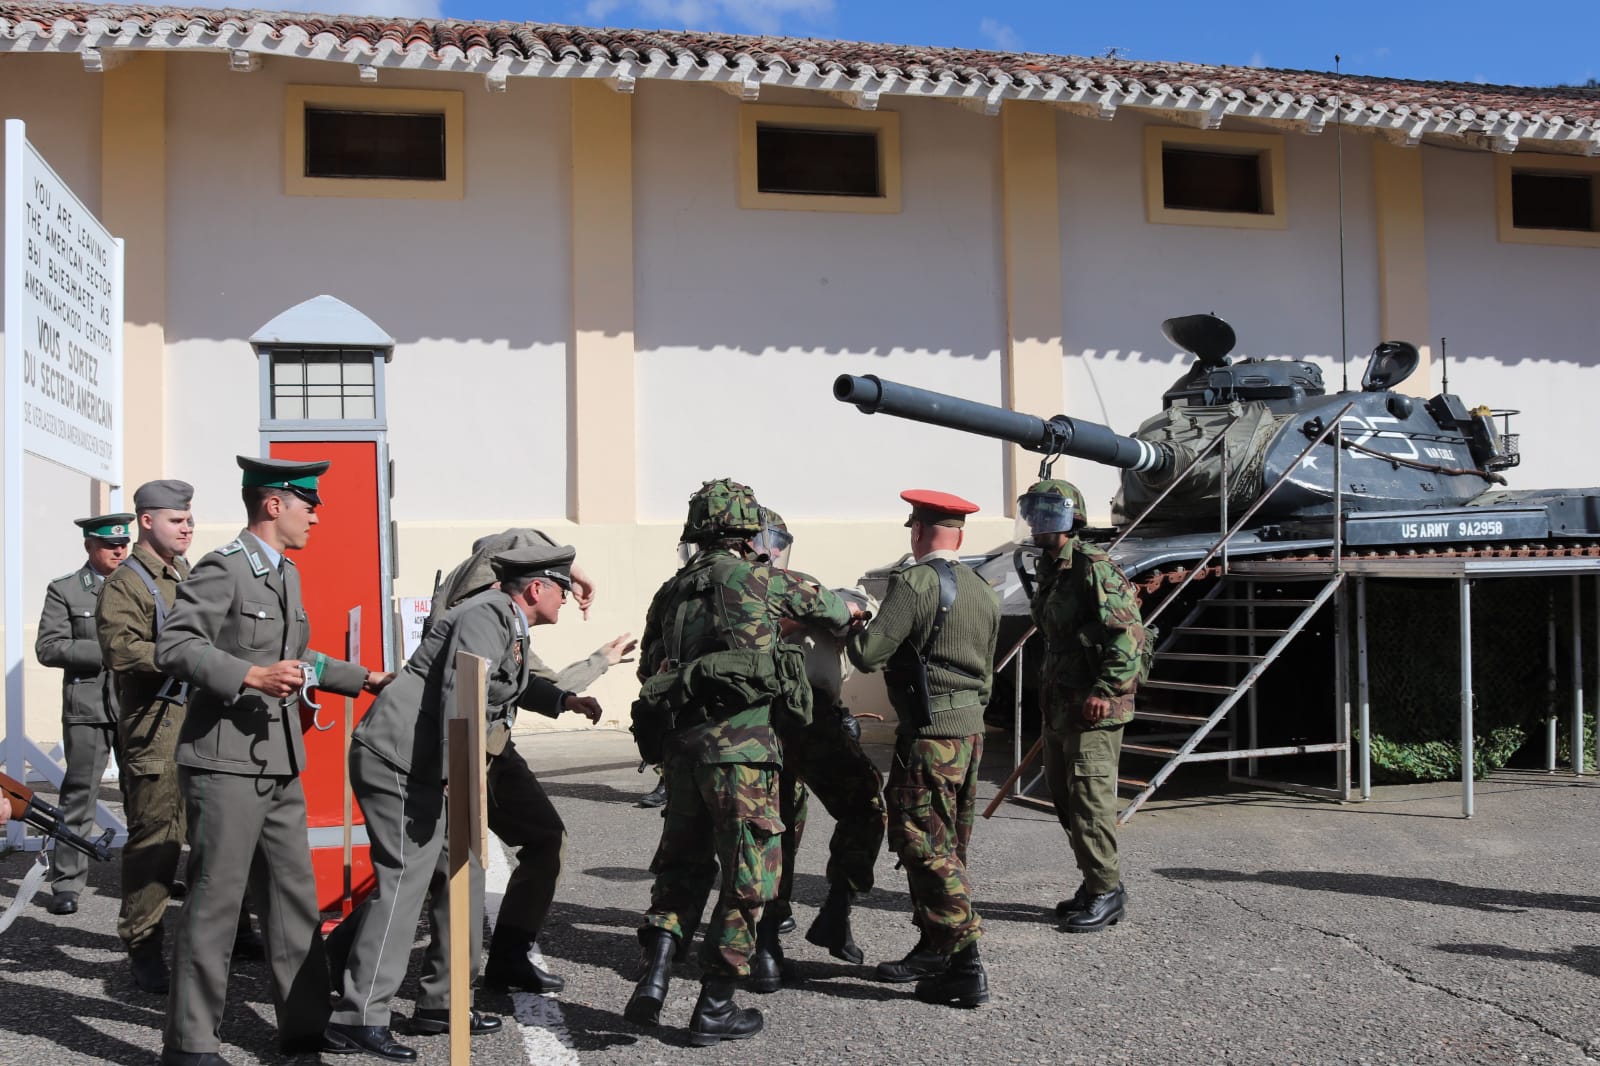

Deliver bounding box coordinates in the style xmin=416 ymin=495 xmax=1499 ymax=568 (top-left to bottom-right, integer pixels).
xmin=632 ymin=83 xmax=1010 ymax=522
xmin=1056 ymin=114 xmax=1382 ymax=518
xmin=5 ymin=49 xmax=1599 ymax=747
xmin=1421 ymin=145 xmax=1600 ymax=493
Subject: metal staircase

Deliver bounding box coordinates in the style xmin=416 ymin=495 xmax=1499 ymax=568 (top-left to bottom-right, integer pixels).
xmin=1116 ymin=570 xmax=1346 ymax=824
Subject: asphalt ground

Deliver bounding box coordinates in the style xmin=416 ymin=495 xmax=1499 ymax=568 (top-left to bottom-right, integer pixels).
xmin=3 ymin=725 xmax=1600 ymax=1065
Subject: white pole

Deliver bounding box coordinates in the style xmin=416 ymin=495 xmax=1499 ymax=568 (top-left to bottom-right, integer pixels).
xmin=3 ymin=120 xmax=26 ymax=848
xmin=1460 ymin=579 xmax=1474 ymax=819
xmin=1573 ymin=576 xmax=1585 ymax=776
xmin=1356 ymin=575 xmax=1371 ymax=800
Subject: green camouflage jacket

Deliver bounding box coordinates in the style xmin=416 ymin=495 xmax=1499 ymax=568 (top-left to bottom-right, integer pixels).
xmin=1031 ymin=538 xmax=1147 ymax=732
xmin=639 ymin=548 xmax=851 ymax=765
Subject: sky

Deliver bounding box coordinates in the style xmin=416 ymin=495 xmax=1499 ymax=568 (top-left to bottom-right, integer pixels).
xmin=279 ymin=0 xmax=1600 ymax=89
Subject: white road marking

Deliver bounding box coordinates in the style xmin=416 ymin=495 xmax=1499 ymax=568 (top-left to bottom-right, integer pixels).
xmin=484 ymin=839 xmax=580 ymax=1065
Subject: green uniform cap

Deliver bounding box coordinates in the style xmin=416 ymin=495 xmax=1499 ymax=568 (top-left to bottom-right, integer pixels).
xmin=490 ymin=543 xmax=577 ymax=591
xmin=76 ymin=512 xmax=135 ymax=544
xmin=237 ymin=455 xmax=330 ymax=505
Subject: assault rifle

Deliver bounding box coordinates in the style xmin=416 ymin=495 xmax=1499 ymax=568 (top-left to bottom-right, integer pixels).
xmin=0 ymin=771 xmax=114 ymax=861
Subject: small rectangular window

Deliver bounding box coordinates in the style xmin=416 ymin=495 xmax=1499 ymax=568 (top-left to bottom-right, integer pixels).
xmin=738 ymin=104 xmax=900 ymax=214
xmin=1511 ymin=171 xmax=1595 ymax=232
xmin=755 ymin=125 xmax=881 ymax=198
xmin=1162 ymin=148 xmax=1266 ymax=214
xmin=304 ymin=109 xmax=446 ymax=182
xmin=1144 ymin=127 xmax=1286 ymax=230
xmin=270 ymin=350 xmax=379 ymax=422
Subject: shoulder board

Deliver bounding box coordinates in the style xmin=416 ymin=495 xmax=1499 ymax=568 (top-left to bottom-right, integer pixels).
xmin=51 ymin=571 xmax=77 ymax=584
xmin=1076 ymin=541 xmax=1115 ymax=564
xmin=216 ymin=540 xmax=244 ymax=556
xmin=245 ymin=550 xmax=269 ymax=578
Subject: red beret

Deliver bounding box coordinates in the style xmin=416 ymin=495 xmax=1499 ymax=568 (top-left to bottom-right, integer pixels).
xmin=901 ymin=489 xmax=980 ymax=528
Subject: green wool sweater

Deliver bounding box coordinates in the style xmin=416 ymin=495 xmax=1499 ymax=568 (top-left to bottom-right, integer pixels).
xmin=848 ymin=552 xmax=1001 ymax=738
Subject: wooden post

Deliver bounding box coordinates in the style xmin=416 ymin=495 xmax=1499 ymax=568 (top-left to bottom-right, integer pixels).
xmin=342 ymin=606 xmax=361 ymax=917
xmin=448 ymin=652 xmax=489 ymax=1066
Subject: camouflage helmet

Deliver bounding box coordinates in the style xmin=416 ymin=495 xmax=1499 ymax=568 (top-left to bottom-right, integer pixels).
xmin=755 ymin=507 xmax=795 ymax=568
xmin=681 ymin=478 xmax=764 ymax=543
xmin=1015 ymin=478 xmax=1087 ymax=540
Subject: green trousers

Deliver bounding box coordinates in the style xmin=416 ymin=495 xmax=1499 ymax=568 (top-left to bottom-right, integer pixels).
xmin=885 ymin=733 xmax=983 ymax=955
xmin=1041 ymin=723 xmax=1124 ymax=895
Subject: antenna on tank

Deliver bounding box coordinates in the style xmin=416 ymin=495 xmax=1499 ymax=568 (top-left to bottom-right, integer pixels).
xmin=1440 ymin=336 xmax=1450 ymax=394
xmin=1334 ymin=54 xmax=1350 ymax=394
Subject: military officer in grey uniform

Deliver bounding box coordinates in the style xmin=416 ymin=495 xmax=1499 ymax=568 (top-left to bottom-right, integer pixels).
xmin=96 ymin=480 xmax=196 ymax=992
xmin=154 ymin=456 xmax=389 ymax=1066
xmin=417 ymin=527 xmax=632 ymax=992
xmin=326 ymin=544 xmax=600 ymax=1061
xmin=36 ymin=512 xmax=133 ymax=915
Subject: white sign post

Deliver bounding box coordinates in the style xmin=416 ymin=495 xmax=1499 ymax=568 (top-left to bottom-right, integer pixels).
xmin=4 ymin=119 xmax=125 ymax=848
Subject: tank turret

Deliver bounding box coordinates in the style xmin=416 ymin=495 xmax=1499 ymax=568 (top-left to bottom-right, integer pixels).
xmin=835 ymin=314 xmax=1522 ymax=535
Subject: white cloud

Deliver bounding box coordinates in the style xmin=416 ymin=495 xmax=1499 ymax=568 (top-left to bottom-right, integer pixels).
xmin=580 ymin=0 xmax=833 ymax=34
xmin=978 ymin=17 xmax=1020 ymax=52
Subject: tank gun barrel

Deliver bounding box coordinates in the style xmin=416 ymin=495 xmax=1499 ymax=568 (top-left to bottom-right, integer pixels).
xmin=833 ymin=374 xmax=1170 ymax=475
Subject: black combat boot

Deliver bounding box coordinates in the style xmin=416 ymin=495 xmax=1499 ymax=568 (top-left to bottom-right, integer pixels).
xmin=1053 ymin=882 xmax=1092 ymax=920
xmin=914 ymin=942 xmax=990 ymax=1008
xmin=805 ymin=884 xmax=863 ymax=964
xmin=873 ymin=939 xmax=948 ymax=984
xmin=130 ymin=937 xmax=169 ymax=995
xmin=623 ymin=928 xmax=676 ymax=1027
xmin=483 ymin=924 xmax=566 ymax=993
xmin=1062 ymin=883 xmax=1126 ymax=933
xmin=637 ymin=776 xmax=668 ymax=808
xmin=687 ymin=977 xmax=763 ymax=1047
xmin=747 ymin=911 xmax=786 ymax=994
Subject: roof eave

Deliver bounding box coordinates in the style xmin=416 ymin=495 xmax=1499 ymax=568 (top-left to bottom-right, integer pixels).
xmin=1 ymin=16 xmax=1595 ymax=157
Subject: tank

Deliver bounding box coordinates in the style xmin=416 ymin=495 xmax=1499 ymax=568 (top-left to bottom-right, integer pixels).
xmin=835 ymin=313 xmax=1600 ymax=587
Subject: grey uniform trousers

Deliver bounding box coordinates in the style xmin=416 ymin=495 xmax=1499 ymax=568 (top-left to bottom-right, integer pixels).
xmin=328 ymin=743 xmax=484 ymax=1026
xmin=49 ymin=722 xmax=118 ymax=897
xmin=165 ymin=769 xmax=331 ymax=1054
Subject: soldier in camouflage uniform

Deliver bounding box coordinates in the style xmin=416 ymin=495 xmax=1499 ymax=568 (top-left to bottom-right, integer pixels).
xmin=749 ymin=508 xmax=885 ymax=990
xmin=848 ymin=490 xmax=1000 ymax=1009
xmin=625 ymin=480 xmax=854 ymax=1046
xmin=1018 ymin=478 xmax=1149 ymax=932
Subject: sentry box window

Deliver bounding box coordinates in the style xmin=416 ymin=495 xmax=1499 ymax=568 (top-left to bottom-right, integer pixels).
xmin=285 ymin=86 xmax=464 ymax=200
xmin=1145 ymin=126 xmax=1287 ymax=230
xmin=1497 ymin=154 xmax=1600 ymax=247
xmin=739 ymin=104 xmax=901 ymax=213
xmin=270 ymin=349 xmax=378 ymax=422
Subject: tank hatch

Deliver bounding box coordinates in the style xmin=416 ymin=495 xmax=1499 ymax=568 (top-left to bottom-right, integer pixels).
xmin=1162 ymin=313 xmax=1236 ymax=368
xmin=1163 ymin=357 xmax=1325 ymax=409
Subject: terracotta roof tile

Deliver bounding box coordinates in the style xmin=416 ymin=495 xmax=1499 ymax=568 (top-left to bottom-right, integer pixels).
xmin=2 ymin=3 xmax=1597 ymax=144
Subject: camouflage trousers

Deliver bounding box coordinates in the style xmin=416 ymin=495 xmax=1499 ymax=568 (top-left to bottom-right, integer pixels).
xmin=1041 ymin=723 xmax=1123 ymax=895
xmin=770 ymin=707 xmax=887 ymax=922
xmin=886 ymin=733 xmax=983 ymax=955
xmin=642 ymin=758 xmax=783 ymax=977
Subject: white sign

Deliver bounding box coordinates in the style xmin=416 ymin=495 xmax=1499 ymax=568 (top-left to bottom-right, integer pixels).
xmin=397 ymin=596 xmax=432 ymax=660
xmin=5 ymin=119 xmax=123 ymax=484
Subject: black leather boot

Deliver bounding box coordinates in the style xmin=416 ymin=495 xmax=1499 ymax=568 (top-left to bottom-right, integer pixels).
xmin=914 ymin=942 xmax=990 ymax=1008
xmin=637 ymin=777 xmax=668 ymax=808
xmin=874 ymin=939 xmax=948 ymax=984
xmin=623 ymin=928 xmax=676 ymax=1027
xmin=805 ymin=884 xmax=863 ymax=965
xmin=322 ymin=1023 xmax=417 ymax=1061
xmin=747 ymin=910 xmax=786 ymax=994
xmin=483 ymin=924 xmax=566 ymax=993
xmin=1054 ymin=882 xmax=1092 ymax=920
xmin=130 ymin=938 xmax=169 ymax=995
xmin=688 ymin=977 xmax=763 ymax=1047
xmin=1062 ymin=883 xmax=1126 ymax=933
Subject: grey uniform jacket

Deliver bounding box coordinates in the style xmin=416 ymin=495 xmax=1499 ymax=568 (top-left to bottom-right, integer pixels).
xmin=353 ymin=588 xmax=564 ymax=782
xmin=155 ymin=529 xmax=367 ymax=777
xmin=36 ymin=566 xmax=117 ymax=725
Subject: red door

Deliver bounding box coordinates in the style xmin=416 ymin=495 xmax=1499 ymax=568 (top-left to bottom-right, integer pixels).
xmin=270 ymin=439 xmax=384 ymax=912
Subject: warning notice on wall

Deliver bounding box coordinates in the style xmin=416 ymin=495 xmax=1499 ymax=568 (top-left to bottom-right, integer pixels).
xmin=5 ymin=119 xmax=123 ymax=484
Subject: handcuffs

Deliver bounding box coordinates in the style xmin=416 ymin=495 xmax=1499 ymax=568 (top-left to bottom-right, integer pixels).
xmin=300 ymin=661 xmax=336 ymax=732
